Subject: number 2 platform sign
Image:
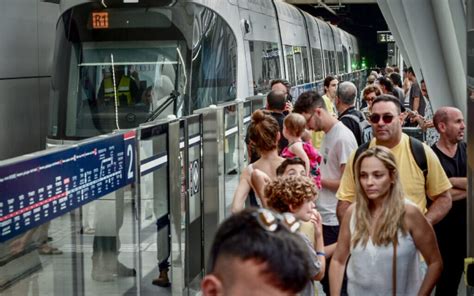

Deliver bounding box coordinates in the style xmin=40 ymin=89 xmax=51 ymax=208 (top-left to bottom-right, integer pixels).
xmin=0 ymin=131 xmax=136 ymax=242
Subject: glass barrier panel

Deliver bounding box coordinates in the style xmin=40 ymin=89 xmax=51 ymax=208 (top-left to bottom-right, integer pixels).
xmin=184 ymin=115 xmax=203 ymax=294
xmin=223 ymin=104 xmax=240 ymax=218
xmin=242 ymin=101 xmax=252 ymax=167
xmin=138 ymin=125 xmax=171 ymax=294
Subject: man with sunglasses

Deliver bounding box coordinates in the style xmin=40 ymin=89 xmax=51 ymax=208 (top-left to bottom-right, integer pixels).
xmin=201 ymin=208 xmax=313 ymax=296
xmin=336 ymin=95 xmax=452 ymax=226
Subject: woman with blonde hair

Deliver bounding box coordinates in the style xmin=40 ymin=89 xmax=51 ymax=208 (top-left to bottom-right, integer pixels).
xmin=329 ymin=146 xmax=442 ymax=296
xmin=231 ymin=109 xmax=284 ymax=213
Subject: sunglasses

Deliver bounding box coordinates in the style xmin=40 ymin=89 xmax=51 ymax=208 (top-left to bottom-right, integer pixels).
xmin=368 ymin=113 xmax=395 ymax=124
xmin=253 ymin=208 xmax=300 ymax=233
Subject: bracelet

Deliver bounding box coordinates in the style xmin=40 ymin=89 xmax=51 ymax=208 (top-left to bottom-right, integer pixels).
xmin=316 ymin=251 xmax=326 ymax=257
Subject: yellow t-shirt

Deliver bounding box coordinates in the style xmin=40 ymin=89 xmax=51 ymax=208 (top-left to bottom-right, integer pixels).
xmin=299 ymin=221 xmax=315 ymax=246
xmin=311 ymin=95 xmax=337 ymax=149
xmin=336 ymin=134 xmax=452 ymax=212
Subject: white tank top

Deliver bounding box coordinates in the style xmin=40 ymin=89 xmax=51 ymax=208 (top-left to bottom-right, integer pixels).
xmin=347 ymin=205 xmax=422 ymax=295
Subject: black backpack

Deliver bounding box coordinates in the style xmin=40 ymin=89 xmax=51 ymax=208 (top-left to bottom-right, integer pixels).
xmin=353 ymin=137 xmax=427 ymax=185
xmin=340 ymin=113 xmax=372 ymax=145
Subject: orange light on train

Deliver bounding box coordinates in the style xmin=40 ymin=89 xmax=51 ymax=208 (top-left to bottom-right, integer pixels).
xmin=92 ymin=12 xmax=109 ymax=29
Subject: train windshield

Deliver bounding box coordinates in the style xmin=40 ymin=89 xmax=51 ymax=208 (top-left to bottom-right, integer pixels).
xmin=70 ymin=41 xmax=187 ymax=137
xmin=49 ymin=2 xmax=237 ymax=140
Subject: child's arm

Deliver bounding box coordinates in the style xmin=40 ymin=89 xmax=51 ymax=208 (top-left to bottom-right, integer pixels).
xmin=310 ymin=209 xmax=326 ymax=280
xmin=289 ymin=142 xmax=311 ymax=176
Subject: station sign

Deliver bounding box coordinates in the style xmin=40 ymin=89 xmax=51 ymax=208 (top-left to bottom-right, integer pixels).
xmin=0 ymin=131 xmax=136 ymax=242
xmin=377 ymin=31 xmax=395 ymax=43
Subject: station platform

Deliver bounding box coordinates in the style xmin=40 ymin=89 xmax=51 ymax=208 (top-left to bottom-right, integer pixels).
xmin=0 ymin=97 xmax=262 ymax=296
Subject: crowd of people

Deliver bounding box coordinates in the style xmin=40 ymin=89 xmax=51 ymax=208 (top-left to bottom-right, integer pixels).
xmin=203 ymin=68 xmax=467 ymax=295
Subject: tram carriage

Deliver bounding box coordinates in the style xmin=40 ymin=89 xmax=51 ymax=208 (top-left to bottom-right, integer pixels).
xmin=47 ymin=0 xmax=362 ymax=144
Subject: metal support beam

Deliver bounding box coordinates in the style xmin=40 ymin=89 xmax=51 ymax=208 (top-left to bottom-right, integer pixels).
xmin=377 ymin=0 xmax=466 ymax=113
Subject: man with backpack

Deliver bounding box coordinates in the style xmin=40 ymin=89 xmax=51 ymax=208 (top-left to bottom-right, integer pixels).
xmin=335 ymin=81 xmax=371 ymax=146
xmin=336 ymin=95 xmax=452 ymax=225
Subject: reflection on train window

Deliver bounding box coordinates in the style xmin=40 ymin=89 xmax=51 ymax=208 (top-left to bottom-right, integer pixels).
xmin=329 ymin=51 xmax=337 ymax=75
xmin=323 ymin=50 xmax=331 ymax=75
xmin=190 ymin=7 xmax=237 ymax=111
xmin=301 ymin=46 xmax=310 ymax=83
xmin=293 ymin=46 xmax=304 ymax=85
xmin=249 ymin=41 xmax=281 ymax=95
xmin=66 ymin=41 xmax=187 ymax=137
xmin=285 ymin=45 xmax=296 ymax=86
xmin=312 ymin=48 xmax=323 ymax=80
xmin=337 ymin=50 xmax=345 ymax=73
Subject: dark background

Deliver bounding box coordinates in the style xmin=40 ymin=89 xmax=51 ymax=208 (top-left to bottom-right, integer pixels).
xmin=296 ymin=4 xmax=389 ymax=68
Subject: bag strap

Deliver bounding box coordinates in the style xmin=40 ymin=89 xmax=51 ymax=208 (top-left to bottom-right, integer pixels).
xmin=408 ymin=136 xmax=428 ymax=188
xmin=393 ymin=240 xmax=397 ymax=296
xmin=352 ymin=141 xmax=371 ymax=174
xmin=341 ymin=113 xmax=364 ymax=131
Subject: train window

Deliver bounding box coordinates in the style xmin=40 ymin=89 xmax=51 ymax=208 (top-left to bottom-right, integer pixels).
xmin=323 ymin=50 xmax=331 ymax=75
xmin=285 ymin=45 xmax=296 ymax=86
xmin=301 ymin=46 xmax=310 ymax=83
xmin=249 ymin=41 xmax=281 ymax=95
xmin=293 ymin=46 xmax=304 ymax=85
xmin=190 ymin=7 xmax=237 ymax=110
xmin=329 ymin=51 xmax=337 ymax=75
xmin=337 ymin=51 xmax=345 ymax=73
xmin=312 ymin=48 xmax=323 ymax=80
xmin=48 ymin=2 xmax=237 ymax=140
xmin=64 ymin=41 xmax=187 ymax=138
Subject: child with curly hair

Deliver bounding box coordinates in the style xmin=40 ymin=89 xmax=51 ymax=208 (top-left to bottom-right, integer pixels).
xmin=265 ymin=175 xmax=326 ymax=296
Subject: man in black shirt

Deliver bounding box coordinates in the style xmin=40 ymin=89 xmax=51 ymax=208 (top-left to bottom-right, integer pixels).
xmin=406 ymin=67 xmax=426 ymax=116
xmin=431 ymin=106 xmax=466 ymax=296
xmin=335 ymin=81 xmax=368 ymax=145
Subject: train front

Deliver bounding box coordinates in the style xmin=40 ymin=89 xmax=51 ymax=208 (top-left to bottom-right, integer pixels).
xmin=47 ymin=0 xmax=238 ymax=143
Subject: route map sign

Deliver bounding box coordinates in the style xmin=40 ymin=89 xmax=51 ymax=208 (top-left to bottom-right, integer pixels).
xmin=0 ymin=131 xmax=136 ymax=242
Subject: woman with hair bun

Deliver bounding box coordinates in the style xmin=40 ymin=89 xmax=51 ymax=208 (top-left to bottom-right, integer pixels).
xmin=231 ymin=109 xmax=284 ymax=213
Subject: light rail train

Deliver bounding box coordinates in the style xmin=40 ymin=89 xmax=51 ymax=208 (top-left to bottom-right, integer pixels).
xmin=47 ymin=0 xmax=363 ymax=144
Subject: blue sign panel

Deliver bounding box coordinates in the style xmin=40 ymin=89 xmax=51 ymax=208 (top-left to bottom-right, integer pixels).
xmin=0 ymin=131 xmax=136 ymax=242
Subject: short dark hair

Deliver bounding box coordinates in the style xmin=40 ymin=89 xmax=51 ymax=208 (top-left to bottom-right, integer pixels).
xmin=271 ymin=79 xmax=292 ymax=92
xmin=371 ymin=94 xmax=403 ymax=114
xmin=324 ymin=75 xmax=337 ymax=88
xmin=407 ymin=67 xmax=416 ymax=76
xmin=266 ymin=90 xmax=286 ymax=110
xmin=337 ymin=81 xmax=357 ymax=105
xmin=389 ymin=72 xmax=402 ymax=88
xmin=377 ymin=76 xmax=394 ymax=93
xmin=293 ymin=91 xmax=326 ymax=114
xmin=207 ymin=208 xmax=311 ymax=293
xmin=276 ymin=158 xmax=306 ymax=176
